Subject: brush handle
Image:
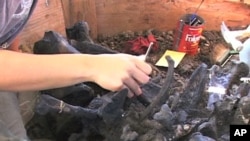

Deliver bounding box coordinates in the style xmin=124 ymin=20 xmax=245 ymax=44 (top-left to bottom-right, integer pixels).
xmin=189 ymin=0 xmax=204 ymax=25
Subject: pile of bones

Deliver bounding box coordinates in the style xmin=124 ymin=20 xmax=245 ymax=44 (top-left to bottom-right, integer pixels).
xmin=26 ymin=21 xmax=250 ymax=141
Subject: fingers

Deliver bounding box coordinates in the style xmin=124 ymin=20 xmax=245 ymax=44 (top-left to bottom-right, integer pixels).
xmin=131 ymin=67 xmax=151 ymax=84
xmin=127 ymin=89 xmax=136 ymax=98
xmin=93 ymin=54 xmax=152 ymax=98
xmin=124 ymin=77 xmax=141 ymax=94
xmin=124 ymin=55 xmax=151 ymax=97
xmin=121 ymin=85 xmax=136 ymax=98
xmin=132 ymin=56 xmax=152 ymax=75
xmin=124 ymin=68 xmax=149 ymax=97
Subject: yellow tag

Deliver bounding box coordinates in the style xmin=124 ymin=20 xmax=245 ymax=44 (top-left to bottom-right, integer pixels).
xmin=155 ymin=50 xmax=186 ymax=68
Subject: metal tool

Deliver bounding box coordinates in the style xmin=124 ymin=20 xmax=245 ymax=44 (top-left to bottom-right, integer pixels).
xmin=220 ymin=50 xmax=239 ymax=67
xmin=194 ymin=0 xmax=204 ymax=16
xmin=189 ymin=0 xmax=204 ymax=25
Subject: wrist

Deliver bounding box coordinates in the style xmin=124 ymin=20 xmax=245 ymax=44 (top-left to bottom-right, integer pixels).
xmin=79 ymin=54 xmax=100 ymax=83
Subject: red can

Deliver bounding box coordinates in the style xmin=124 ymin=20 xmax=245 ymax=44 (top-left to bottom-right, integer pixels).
xmin=173 ymin=14 xmax=204 ymax=55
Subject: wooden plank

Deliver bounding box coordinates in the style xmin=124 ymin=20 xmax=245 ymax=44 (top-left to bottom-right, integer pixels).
xmin=61 ymin=0 xmax=98 ymax=39
xmin=19 ymin=0 xmax=250 ymax=44
xmin=20 ymin=0 xmax=66 ymax=50
xmin=95 ymin=0 xmax=250 ymax=36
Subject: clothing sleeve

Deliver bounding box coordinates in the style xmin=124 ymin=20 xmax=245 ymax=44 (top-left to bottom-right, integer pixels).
xmin=0 ymin=0 xmax=37 ymax=48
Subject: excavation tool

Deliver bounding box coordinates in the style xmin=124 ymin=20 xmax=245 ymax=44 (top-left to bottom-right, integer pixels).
xmin=190 ymin=0 xmax=205 ymax=26
xmin=211 ymin=43 xmax=239 ymax=67
xmin=138 ymin=42 xmax=154 ymax=61
xmin=136 ymin=42 xmax=154 ymax=107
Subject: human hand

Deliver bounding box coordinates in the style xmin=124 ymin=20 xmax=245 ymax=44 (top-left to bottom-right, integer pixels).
xmin=89 ymin=54 xmax=152 ymax=97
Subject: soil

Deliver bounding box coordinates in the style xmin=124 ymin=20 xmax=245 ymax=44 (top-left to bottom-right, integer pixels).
xmin=96 ymin=29 xmax=230 ymax=81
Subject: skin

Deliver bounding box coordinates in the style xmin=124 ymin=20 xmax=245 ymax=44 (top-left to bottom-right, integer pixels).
xmin=0 ymin=49 xmax=152 ymax=97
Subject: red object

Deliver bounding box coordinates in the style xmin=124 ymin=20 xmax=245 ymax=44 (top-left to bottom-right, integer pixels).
xmin=125 ymin=34 xmax=159 ymax=55
xmin=173 ymin=14 xmax=204 ymax=55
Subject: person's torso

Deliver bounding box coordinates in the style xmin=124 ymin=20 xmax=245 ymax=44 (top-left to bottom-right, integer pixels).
xmin=0 ymin=0 xmax=36 ymax=48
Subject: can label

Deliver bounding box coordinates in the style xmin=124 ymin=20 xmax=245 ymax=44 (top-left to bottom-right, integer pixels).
xmin=173 ymin=14 xmax=204 ymax=55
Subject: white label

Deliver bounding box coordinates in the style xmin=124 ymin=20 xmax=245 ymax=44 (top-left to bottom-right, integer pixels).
xmin=185 ymin=34 xmax=201 ymax=43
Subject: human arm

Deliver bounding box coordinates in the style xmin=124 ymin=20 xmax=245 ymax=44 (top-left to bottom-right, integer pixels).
xmin=0 ymin=50 xmax=152 ymax=96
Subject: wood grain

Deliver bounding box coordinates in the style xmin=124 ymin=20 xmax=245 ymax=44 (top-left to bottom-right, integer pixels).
xmin=61 ymin=0 xmax=97 ymax=38
xmin=95 ymin=0 xmax=250 ymax=36
xmin=19 ymin=0 xmax=66 ymax=50
xmin=20 ymin=0 xmax=250 ymax=46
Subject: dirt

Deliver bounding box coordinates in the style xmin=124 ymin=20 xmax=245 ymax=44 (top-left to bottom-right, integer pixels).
xmin=96 ymin=29 xmax=229 ymax=84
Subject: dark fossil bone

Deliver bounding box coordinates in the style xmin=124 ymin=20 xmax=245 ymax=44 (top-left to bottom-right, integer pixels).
xmin=42 ymin=83 xmax=96 ymax=107
xmin=33 ymin=31 xmax=80 ymax=54
xmin=66 ymin=20 xmax=117 ymax=54
xmin=35 ymin=94 xmax=99 ymax=120
xmin=175 ymin=63 xmax=208 ymax=112
xmin=69 ymin=39 xmax=117 ymax=54
xmin=33 ymin=30 xmax=117 ymax=55
xmin=41 ymin=83 xmax=94 ymax=100
xmin=35 ymin=88 xmax=129 ymax=123
xmin=66 ymin=21 xmax=94 ymax=43
xmin=140 ymin=55 xmax=175 ymax=120
xmin=96 ymin=88 xmax=128 ymax=124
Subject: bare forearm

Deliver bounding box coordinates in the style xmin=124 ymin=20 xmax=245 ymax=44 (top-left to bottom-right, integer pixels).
xmin=0 ymin=50 xmax=152 ymax=96
xmin=0 ymin=50 xmax=93 ymax=91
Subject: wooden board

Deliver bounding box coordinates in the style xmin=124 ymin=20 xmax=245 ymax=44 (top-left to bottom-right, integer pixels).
xmin=61 ymin=0 xmax=98 ymax=39
xmin=19 ymin=0 xmax=66 ymax=50
xmin=95 ymin=0 xmax=250 ymax=36
xmin=20 ymin=0 xmax=250 ymax=44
